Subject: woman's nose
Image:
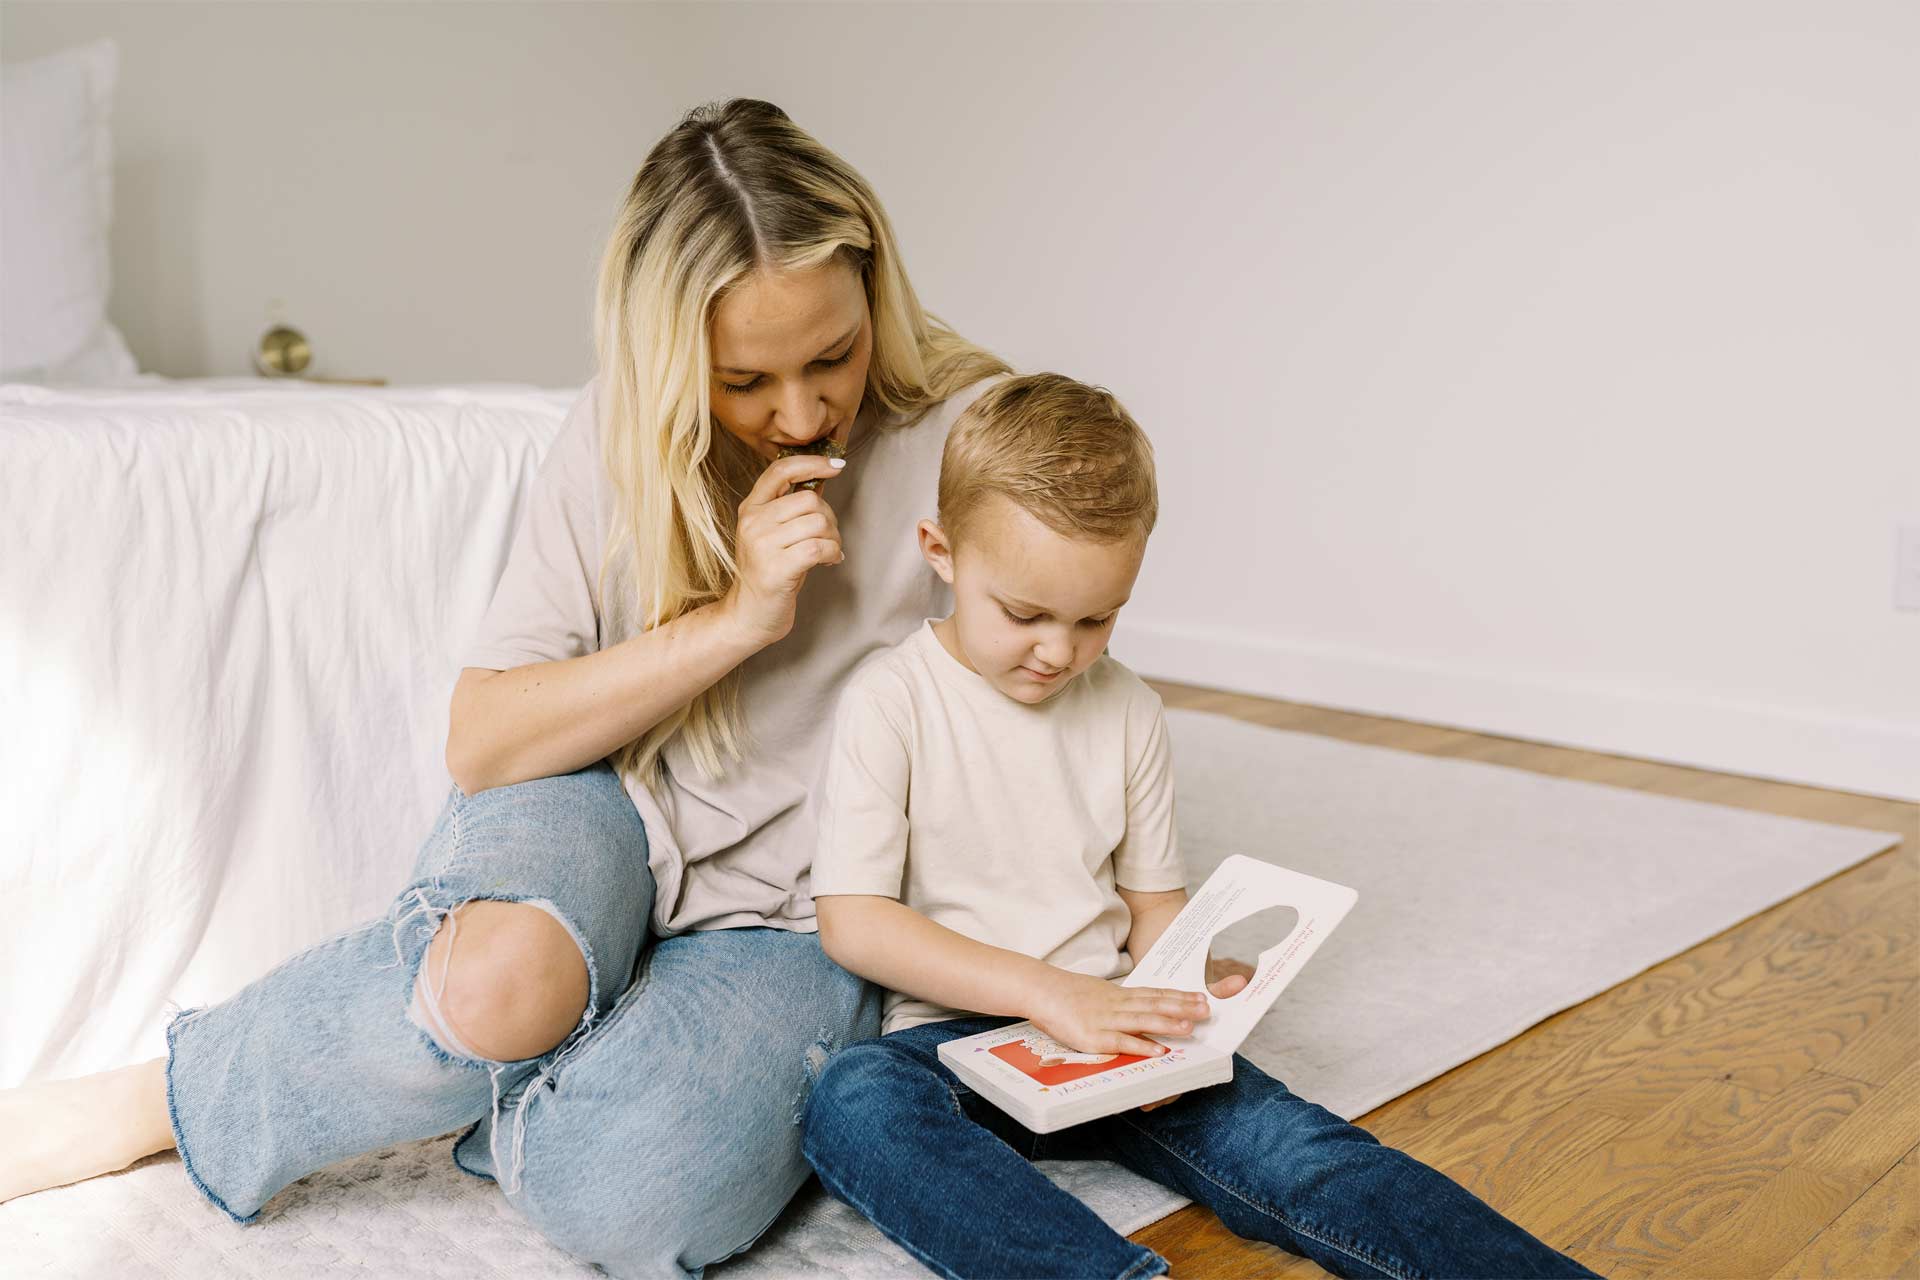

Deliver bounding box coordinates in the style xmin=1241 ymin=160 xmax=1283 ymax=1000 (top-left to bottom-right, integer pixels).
xmin=780 ymin=386 xmax=828 ymax=441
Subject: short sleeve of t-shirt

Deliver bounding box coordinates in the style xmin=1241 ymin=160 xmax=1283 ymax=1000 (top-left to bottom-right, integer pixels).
xmin=463 ymin=381 xmax=605 ymax=671
xmin=1111 ymin=685 xmax=1185 ymax=892
xmin=811 ymin=669 xmax=914 ymax=899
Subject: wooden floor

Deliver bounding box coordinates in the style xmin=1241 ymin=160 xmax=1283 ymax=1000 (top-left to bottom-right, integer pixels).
xmin=1128 ymin=681 xmax=1919 ymax=1279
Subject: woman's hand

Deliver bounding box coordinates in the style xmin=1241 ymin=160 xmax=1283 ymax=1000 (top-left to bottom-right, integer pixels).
xmin=1138 ymin=965 xmax=1255 ymax=1112
xmin=1029 ymin=972 xmax=1210 ymax=1060
xmin=721 ymin=455 xmax=847 ymax=648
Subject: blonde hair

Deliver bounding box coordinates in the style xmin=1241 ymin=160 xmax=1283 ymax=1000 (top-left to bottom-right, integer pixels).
xmin=937 ymin=372 xmax=1158 ymax=547
xmin=595 ymin=99 xmax=1009 ymax=788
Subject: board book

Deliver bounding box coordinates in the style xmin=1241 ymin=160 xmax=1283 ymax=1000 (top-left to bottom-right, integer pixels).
xmin=936 ymin=855 xmax=1358 ymax=1132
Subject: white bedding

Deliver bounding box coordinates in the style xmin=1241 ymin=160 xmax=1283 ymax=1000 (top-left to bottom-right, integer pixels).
xmin=0 ymin=380 xmax=573 ymax=1086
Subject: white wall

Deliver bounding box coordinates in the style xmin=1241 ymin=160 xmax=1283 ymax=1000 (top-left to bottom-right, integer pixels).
xmin=7 ymin=1 xmax=1917 ymax=799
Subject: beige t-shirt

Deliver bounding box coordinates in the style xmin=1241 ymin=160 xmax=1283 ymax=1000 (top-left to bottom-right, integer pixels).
xmin=812 ymin=621 xmax=1187 ymax=1034
xmin=463 ymin=373 xmax=1009 ymax=936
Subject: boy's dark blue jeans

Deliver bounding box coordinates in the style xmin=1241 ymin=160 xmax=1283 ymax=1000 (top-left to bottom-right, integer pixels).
xmin=801 ymin=1015 xmax=1605 ymax=1280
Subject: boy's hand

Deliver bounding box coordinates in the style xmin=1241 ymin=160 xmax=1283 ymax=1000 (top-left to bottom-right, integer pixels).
xmin=1204 ymin=955 xmax=1255 ymax=996
xmin=1030 ymin=972 xmax=1210 ymax=1060
xmin=1138 ymin=965 xmax=1256 ymax=1112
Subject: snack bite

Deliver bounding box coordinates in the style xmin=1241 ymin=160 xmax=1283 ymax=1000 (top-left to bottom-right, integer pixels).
xmin=778 ymin=435 xmax=846 ymax=491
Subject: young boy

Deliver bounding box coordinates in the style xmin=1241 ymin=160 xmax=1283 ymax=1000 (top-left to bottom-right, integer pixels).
xmin=801 ymin=374 xmax=1601 ymax=1280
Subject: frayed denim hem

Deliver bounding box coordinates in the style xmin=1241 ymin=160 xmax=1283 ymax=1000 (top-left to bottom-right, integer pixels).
xmin=449 ymin=1120 xmax=494 ymax=1182
xmin=165 ymin=1007 xmax=260 ymax=1226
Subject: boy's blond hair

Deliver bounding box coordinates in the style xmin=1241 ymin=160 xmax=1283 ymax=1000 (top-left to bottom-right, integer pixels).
xmin=938 ymin=373 xmax=1157 ymax=546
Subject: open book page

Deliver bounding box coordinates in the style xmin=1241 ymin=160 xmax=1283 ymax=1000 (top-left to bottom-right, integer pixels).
xmin=1123 ymin=854 xmax=1359 ymax=1052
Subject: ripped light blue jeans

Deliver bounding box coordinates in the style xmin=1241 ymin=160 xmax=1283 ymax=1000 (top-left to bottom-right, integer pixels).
xmin=164 ymin=762 xmax=880 ymax=1279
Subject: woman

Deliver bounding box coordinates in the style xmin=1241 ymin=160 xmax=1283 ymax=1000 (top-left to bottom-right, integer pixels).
xmin=3 ymin=98 xmax=1011 ymax=1278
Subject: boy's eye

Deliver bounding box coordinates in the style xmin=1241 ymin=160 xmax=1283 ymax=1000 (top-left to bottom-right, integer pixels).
xmin=1002 ymin=608 xmax=1116 ymax=626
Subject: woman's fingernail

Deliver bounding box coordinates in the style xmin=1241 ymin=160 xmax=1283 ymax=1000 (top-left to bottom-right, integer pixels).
xmin=829 ymin=458 xmax=847 ymax=469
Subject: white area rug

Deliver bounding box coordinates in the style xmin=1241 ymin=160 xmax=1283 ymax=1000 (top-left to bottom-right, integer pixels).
xmin=2 ymin=709 xmax=1898 ymax=1278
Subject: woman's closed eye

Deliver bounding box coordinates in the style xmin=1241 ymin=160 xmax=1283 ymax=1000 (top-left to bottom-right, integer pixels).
xmin=719 ymin=346 xmax=856 ymax=395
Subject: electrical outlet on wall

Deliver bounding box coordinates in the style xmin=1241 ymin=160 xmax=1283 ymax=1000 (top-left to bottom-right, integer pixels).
xmin=1898 ymin=524 xmax=1920 ymax=612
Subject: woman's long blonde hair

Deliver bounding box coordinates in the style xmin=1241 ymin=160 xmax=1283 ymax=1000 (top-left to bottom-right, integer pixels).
xmin=595 ymin=98 xmax=1009 ymax=790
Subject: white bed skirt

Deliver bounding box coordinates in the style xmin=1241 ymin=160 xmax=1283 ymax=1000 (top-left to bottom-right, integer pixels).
xmin=0 ymin=380 xmax=574 ymax=1086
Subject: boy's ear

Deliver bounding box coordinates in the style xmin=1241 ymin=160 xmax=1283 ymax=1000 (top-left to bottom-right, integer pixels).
xmin=917 ymin=519 xmax=956 ymax=585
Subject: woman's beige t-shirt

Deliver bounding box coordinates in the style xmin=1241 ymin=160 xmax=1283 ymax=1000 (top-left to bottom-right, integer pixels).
xmin=463 ymin=374 xmax=1008 ymax=937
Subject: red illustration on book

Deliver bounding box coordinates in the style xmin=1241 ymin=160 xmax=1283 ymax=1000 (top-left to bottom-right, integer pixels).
xmin=990 ymin=1031 xmax=1151 ymax=1085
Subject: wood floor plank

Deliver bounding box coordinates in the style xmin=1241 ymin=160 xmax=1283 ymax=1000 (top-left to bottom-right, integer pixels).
xmin=1771 ymin=1142 xmax=1920 ymax=1279
xmin=1655 ymin=1062 xmax=1920 ymax=1277
xmin=1432 ymin=1106 xmax=1637 ymax=1218
xmin=1788 ymin=853 xmax=1919 ymax=936
xmin=1660 ymin=1166 xmax=1860 ymax=1279
xmin=1570 ymin=918 xmax=1916 ymax=1118
xmin=1129 ymin=1204 xmax=1299 ymax=1277
xmin=1798 ymin=1061 xmax=1920 ymax=1183
xmin=1818 ymin=978 xmax=1920 ymax=1087
xmin=1554 ymin=756 xmax=1673 ymax=789
xmin=1509 ymin=1070 xmax=1873 ymax=1268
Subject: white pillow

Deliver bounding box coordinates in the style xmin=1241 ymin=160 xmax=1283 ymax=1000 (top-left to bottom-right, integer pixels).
xmin=30 ymin=320 xmax=141 ymax=386
xmin=0 ymin=39 xmax=136 ymax=381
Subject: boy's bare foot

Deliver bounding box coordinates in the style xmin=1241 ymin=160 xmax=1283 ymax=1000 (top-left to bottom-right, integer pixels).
xmin=0 ymin=1059 xmax=175 ymax=1204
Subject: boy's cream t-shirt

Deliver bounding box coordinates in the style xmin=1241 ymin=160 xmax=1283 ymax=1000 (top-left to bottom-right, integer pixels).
xmin=812 ymin=621 xmax=1187 ymax=1034
xmin=462 ymin=374 xmax=1008 ymax=938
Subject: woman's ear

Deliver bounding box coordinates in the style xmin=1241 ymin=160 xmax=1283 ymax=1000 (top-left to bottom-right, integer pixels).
xmin=917 ymin=519 xmax=956 ymax=585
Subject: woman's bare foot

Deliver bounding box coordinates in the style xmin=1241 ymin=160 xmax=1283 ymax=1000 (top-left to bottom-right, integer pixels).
xmin=0 ymin=1059 xmax=175 ymax=1203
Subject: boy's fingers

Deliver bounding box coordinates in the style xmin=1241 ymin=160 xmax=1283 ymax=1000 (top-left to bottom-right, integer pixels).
xmin=1206 ymin=956 xmax=1257 ymax=983
xmin=1110 ymin=1034 xmax=1166 ymax=1058
xmin=1130 ymin=987 xmax=1205 ymax=1007
xmin=1129 ymin=991 xmax=1209 ymax=1017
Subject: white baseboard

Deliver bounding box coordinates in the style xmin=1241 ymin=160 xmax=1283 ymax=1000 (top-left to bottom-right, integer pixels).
xmin=1116 ymin=620 xmax=1920 ymax=804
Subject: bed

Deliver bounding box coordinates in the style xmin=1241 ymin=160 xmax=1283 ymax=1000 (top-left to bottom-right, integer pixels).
xmin=0 ymin=378 xmax=574 ymax=1087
